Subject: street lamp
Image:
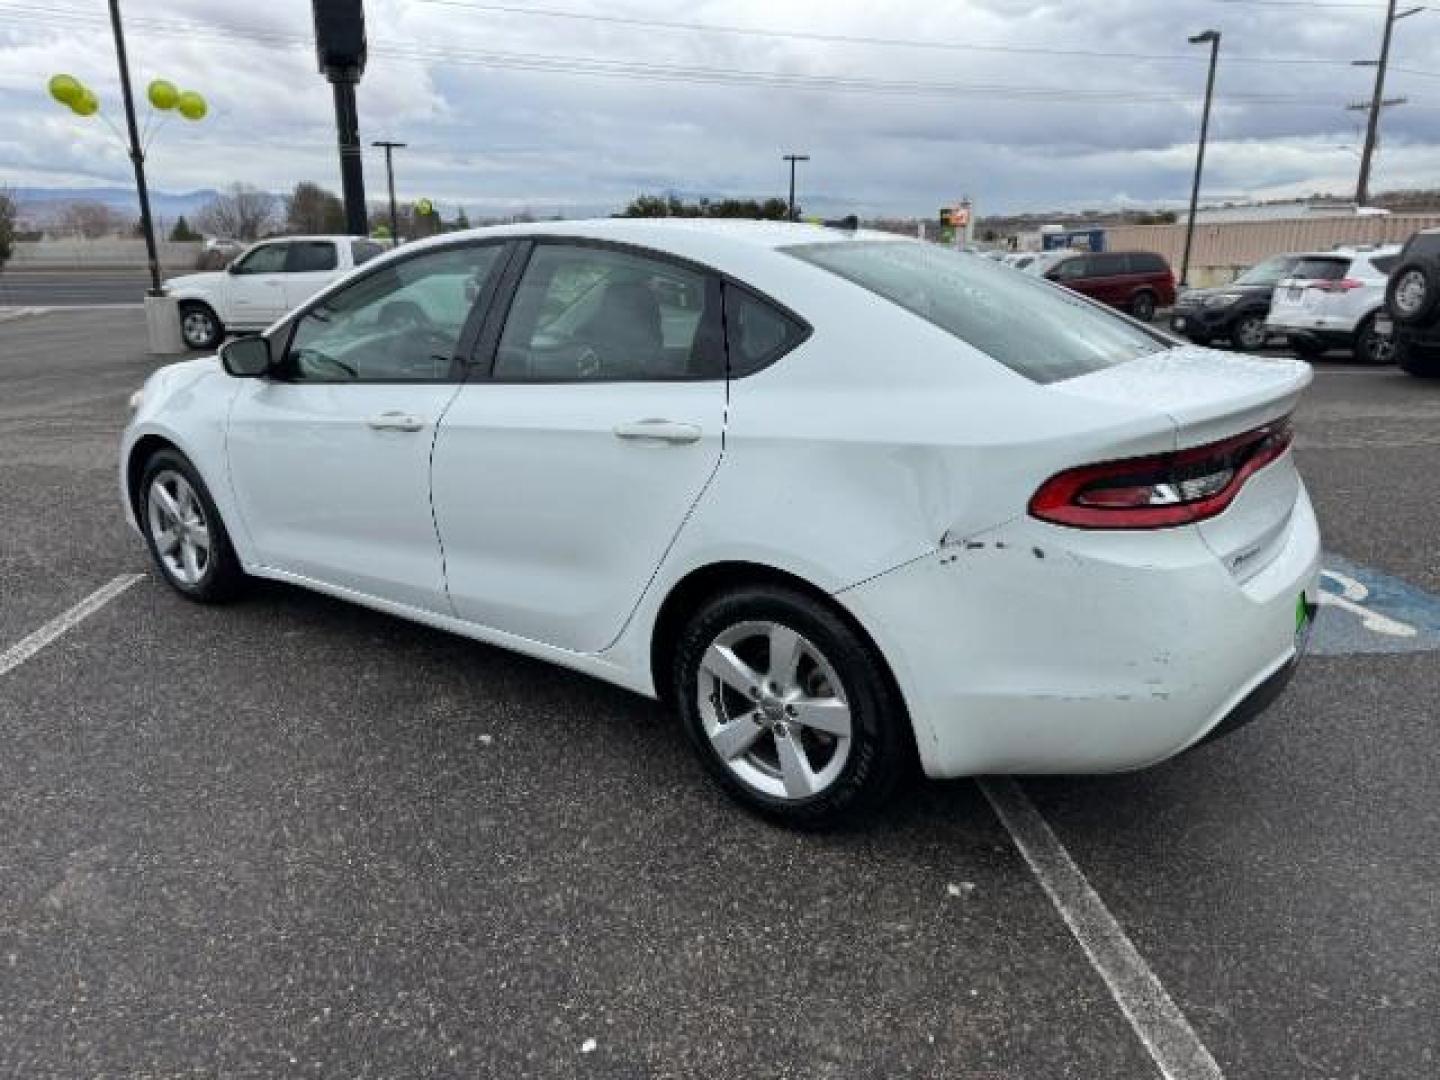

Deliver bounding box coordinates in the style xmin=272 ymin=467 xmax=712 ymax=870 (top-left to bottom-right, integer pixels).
xmin=1180 ymin=29 xmax=1221 ymax=289
xmin=783 ymin=153 xmax=809 ymax=222
xmin=372 ymin=140 xmax=406 ymax=243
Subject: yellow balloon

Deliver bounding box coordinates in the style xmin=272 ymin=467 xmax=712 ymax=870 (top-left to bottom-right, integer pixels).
xmin=48 ymin=73 xmax=82 ymax=106
xmin=71 ymin=88 xmax=99 ymax=117
xmin=175 ymin=90 xmax=206 ymax=121
xmin=147 ymin=79 xmax=179 ymax=110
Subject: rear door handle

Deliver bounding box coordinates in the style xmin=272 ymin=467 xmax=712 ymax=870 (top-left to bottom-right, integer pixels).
xmin=613 ymin=420 xmax=703 ymax=445
xmin=367 ymin=410 xmax=427 ymax=432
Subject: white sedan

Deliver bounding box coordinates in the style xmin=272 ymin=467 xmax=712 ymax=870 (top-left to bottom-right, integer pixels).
xmin=121 ymin=219 xmax=1321 ymax=825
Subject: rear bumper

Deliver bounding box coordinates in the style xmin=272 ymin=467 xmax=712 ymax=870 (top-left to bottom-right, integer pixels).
xmin=837 ymin=484 xmax=1321 ymax=779
xmin=1266 ymin=314 xmax=1358 ymax=339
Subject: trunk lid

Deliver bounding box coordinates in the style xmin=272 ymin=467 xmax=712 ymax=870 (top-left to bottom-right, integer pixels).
xmin=1051 ymin=347 xmax=1312 ymax=580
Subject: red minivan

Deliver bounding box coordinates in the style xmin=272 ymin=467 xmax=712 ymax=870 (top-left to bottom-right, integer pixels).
xmin=1045 ymin=251 xmax=1176 ymax=322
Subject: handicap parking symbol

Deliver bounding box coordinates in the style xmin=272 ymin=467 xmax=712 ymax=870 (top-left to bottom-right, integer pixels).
xmin=1308 ymin=552 xmax=1440 ymax=656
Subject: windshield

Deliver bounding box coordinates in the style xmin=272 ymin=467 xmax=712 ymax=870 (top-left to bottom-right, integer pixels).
xmin=1234 ymin=256 xmax=1301 ymax=287
xmin=784 ymin=240 xmax=1166 ymax=384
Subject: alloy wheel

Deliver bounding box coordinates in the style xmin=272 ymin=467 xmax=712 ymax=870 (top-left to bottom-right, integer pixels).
xmin=146 ymin=470 xmax=212 ymax=586
xmin=1234 ymin=315 xmax=1267 ymax=351
xmin=182 ymin=309 xmax=215 ymax=348
xmin=1361 ymin=323 xmax=1395 ymax=365
xmin=696 ymin=620 xmax=853 ymax=801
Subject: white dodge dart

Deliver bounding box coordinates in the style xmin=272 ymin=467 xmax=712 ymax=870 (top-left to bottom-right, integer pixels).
xmin=121 ymin=219 xmax=1321 ymax=824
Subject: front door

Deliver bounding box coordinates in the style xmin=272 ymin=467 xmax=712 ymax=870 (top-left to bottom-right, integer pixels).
xmin=226 ymin=242 xmax=509 ymax=612
xmin=432 ymin=241 xmax=728 ymax=653
xmin=227 ymin=241 xmax=290 ymax=327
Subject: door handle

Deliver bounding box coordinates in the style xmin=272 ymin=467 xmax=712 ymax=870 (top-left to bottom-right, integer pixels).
xmin=367 ymin=411 xmax=427 ymax=432
xmin=613 ymin=420 xmax=703 ymax=445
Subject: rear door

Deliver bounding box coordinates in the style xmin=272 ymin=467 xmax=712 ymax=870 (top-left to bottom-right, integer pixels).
xmin=431 ymin=239 xmax=728 ymax=653
xmin=281 ymin=240 xmax=342 ymax=311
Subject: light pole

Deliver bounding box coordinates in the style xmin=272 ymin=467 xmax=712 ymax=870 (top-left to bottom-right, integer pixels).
xmin=1352 ymin=1 xmax=1423 ymax=206
xmin=783 ymin=153 xmax=809 ymax=221
xmin=105 ymin=0 xmax=161 ymax=296
xmin=1180 ymin=29 xmax=1220 ymax=289
xmin=313 ymin=0 xmax=369 ymax=235
xmin=372 ymin=139 xmax=406 ymax=243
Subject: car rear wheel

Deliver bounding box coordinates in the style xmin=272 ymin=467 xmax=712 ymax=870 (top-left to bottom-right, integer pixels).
xmin=1230 ymin=312 xmax=1268 ymax=352
xmin=1129 ymin=291 xmax=1157 ymax=322
xmin=139 ymin=449 xmax=246 ymax=602
xmin=673 ymin=584 xmax=909 ymax=826
xmin=1355 ymin=315 xmax=1395 ymax=365
xmin=179 ymin=301 xmax=224 ymax=351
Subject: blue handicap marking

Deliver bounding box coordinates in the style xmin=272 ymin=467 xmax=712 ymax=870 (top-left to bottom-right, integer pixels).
xmin=1308 ymin=552 xmax=1440 ymax=656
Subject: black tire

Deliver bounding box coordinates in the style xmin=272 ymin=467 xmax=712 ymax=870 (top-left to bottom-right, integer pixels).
xmin=1129 ymin=291 xmax=1157 ymax=322
xmin=1287 ymin=335 xmax=1328 ymax=359
xmin=672 ymin=584 xmax=910 ymax=827
xmin=1228 ymin=312 xmax=1268 ymax=352
xmin=1385 ymin=257 xmax=1440 ymax=327
xmin=178 ymin=301 xmax=224 ymax=351
xmin=1397 ymin=340 xmax=1440 ymax=379
xmin=137 ymin=448 xmax=247 ymax=602
xmin=1355 ymin=314 xmax=1396 ymax=366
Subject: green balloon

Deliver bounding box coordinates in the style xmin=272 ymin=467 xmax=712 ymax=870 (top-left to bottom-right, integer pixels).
xmin=176 ymin=90 xmax=207 ymax=121
xmin=415 ymin=198 xmax=433 ymax=216
xmin=48 ymin=74 xmax=82 ymax=106
xmin=71 ymin=88 xmax=99 ymax=117
xmin=147 ymin=79 xmax=179 ymax=111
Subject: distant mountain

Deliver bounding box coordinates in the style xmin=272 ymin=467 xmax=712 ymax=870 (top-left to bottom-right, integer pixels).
xmin=11 ymin=187 xmax=224 ymax=228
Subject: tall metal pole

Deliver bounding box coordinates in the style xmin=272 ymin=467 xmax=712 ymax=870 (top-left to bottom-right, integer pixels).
xmin=332 ymin=80 xmax=367 ymax=235
xmin=1354 ymin=0 xmax=1422 ymax=206
xmin=783 ymin=153 xmax=809 ymax=221
xmin=372 ymin=140 xmax=405 ymax=243
xmin=107 ymin=0 xmax=162 ymax=296
xmin=1181 ymin=30 xmax=1221 ymax=289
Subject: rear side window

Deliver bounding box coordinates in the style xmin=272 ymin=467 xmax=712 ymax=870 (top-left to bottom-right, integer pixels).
xmin=1127 ymin=253 xmax=1168 ymax=274
xmin=785 ymin=240 xmax=1166 ymax=385
xmin=1370 ymin=254 xmax=1399 ymax=275
xmin=352 ymin=240 xmax=385 ymax=266
xmin=723 ymin=286 xmax=808 ymax=377
xmin=1403 ymin=232 xmax=1440 ymax=259
xmin=287 ymin=241 xmax=338 ymax=273
xmin=1088 ymin=253 xmax=1128 ymax=276
xmin=1290 ymin=257 xmax=1348 ymax=281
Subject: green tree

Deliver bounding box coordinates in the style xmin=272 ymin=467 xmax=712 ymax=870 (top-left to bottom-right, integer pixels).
xmin=0 ymin=187 xmax=17 ymax=272
xmin=620 ymin=192 xmax=794 ymax=220
xmin=169 ymin=215 xmax=201 ymax=241
xmin=285 ymin=181 xmax=345 ymax=234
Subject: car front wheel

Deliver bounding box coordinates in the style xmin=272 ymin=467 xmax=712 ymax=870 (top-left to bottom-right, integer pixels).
xmin=1129 ymin=291 xmax=1157 ymax=322
xmin=139 ymin=449 xmax=246 ymax=602
xmin=178 ymin=301 xmax=224 ymax=351
xmin=1355 ymin=315 xmax=1395 ymax=365
xmin=673 ymin=584 xmax=910 ymax=826
xmin=1230 ymin=312 xmax=1268 ymax=352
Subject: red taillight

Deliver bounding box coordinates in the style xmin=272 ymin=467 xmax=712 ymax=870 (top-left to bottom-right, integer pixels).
xmin=1029 ymin=420 xmax=1294 ymax=530
xmin=1312 ymin=278 xmax=1364 ymax=293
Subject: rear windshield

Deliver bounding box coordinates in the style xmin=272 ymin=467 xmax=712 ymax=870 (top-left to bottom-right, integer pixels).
xmin=784 ymin=240 xmax=1166 ymax=384
xmin=1289 ymin=257 xmax=1349 ymax=281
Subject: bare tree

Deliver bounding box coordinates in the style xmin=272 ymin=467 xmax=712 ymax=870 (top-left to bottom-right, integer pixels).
xmin=285 ymin=182 xmax=345 ymax=234
xmin=196 ymin=183 xmax=278 ymax=241
xmin=0 ymin=187 xmax=16 ymax=271
xmin=58 ymin=200 xmax=121 ymax=239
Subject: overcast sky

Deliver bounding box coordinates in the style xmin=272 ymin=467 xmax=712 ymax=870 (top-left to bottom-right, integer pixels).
xmin=2 ymin=0 xmax=1440 ymax=217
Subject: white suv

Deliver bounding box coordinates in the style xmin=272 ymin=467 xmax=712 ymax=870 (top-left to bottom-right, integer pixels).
xmin=166 ymin=235 xmax=388 ymax=350
xmin=1265 ymin=245 xmax=1401 ymax=363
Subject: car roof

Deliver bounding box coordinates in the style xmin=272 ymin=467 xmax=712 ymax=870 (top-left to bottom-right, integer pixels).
xmin=1292 ymin=244 xmax=1402 ymax=259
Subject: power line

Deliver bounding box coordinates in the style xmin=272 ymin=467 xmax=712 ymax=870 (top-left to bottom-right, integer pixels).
xmin=413 ymin=0 xmax=1430 ymax=70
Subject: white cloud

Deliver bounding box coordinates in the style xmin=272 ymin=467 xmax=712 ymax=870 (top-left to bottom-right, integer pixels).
xmin=2 ymin=0 xmax=1438 ymax=214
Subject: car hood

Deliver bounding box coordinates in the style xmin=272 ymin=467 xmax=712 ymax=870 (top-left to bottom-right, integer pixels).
xmin=164 ymin=271 xmax=225 ymax=292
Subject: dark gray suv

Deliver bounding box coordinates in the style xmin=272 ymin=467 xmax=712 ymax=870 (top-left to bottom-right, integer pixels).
xmin=1382 ymin=229 xmax=1440 ymax=378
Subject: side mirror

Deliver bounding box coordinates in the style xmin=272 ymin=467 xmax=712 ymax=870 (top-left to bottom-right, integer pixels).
xmin=220 ymin=335 xmax=271 ymax=377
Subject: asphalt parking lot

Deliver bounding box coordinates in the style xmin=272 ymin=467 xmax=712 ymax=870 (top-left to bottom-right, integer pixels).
xmin=2 ymin=308 xmax=1437 ymax=1079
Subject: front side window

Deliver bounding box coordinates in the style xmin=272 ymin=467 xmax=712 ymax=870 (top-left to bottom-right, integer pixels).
xmin=232 ymin=243 xmax=288 ymax=275
xmin=284 ymin=244 xmax=504 ymax=382
xmin=287 ymin=241 xmax=338 ymax=273
xmin=493 ymin=244 xmax=719 ymax=381
xmin=785 ymin=240 xmax=1166 ymax=385
xmin=1049 ymin=256 xmax=1087 ymax=281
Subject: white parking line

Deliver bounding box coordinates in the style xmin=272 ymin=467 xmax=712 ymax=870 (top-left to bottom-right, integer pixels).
xmin=0 ymin=574 xmax=145 ymax=678
xmin=980 ymin=778 xmax=1225 ymax=1080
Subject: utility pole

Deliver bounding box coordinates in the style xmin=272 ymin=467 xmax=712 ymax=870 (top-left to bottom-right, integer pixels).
xmin=313 ymin=0 xmax=369 ymax=235
xmin=372 ymin=140 xmax=406 ymax=243
xmin=1180 ymin=29 xmax=1221 ymax=288
xmin=1352 ymin=1 xmax=1423 ymax=207
xmin=106 ymin=0 xmax=161 ymax=296
xmin=783 ymin=153 xmax=809 ymax=222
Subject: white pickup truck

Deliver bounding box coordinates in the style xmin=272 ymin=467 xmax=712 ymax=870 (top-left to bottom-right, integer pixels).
xmin=165 ymin=235 xmax=388 ymax=350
